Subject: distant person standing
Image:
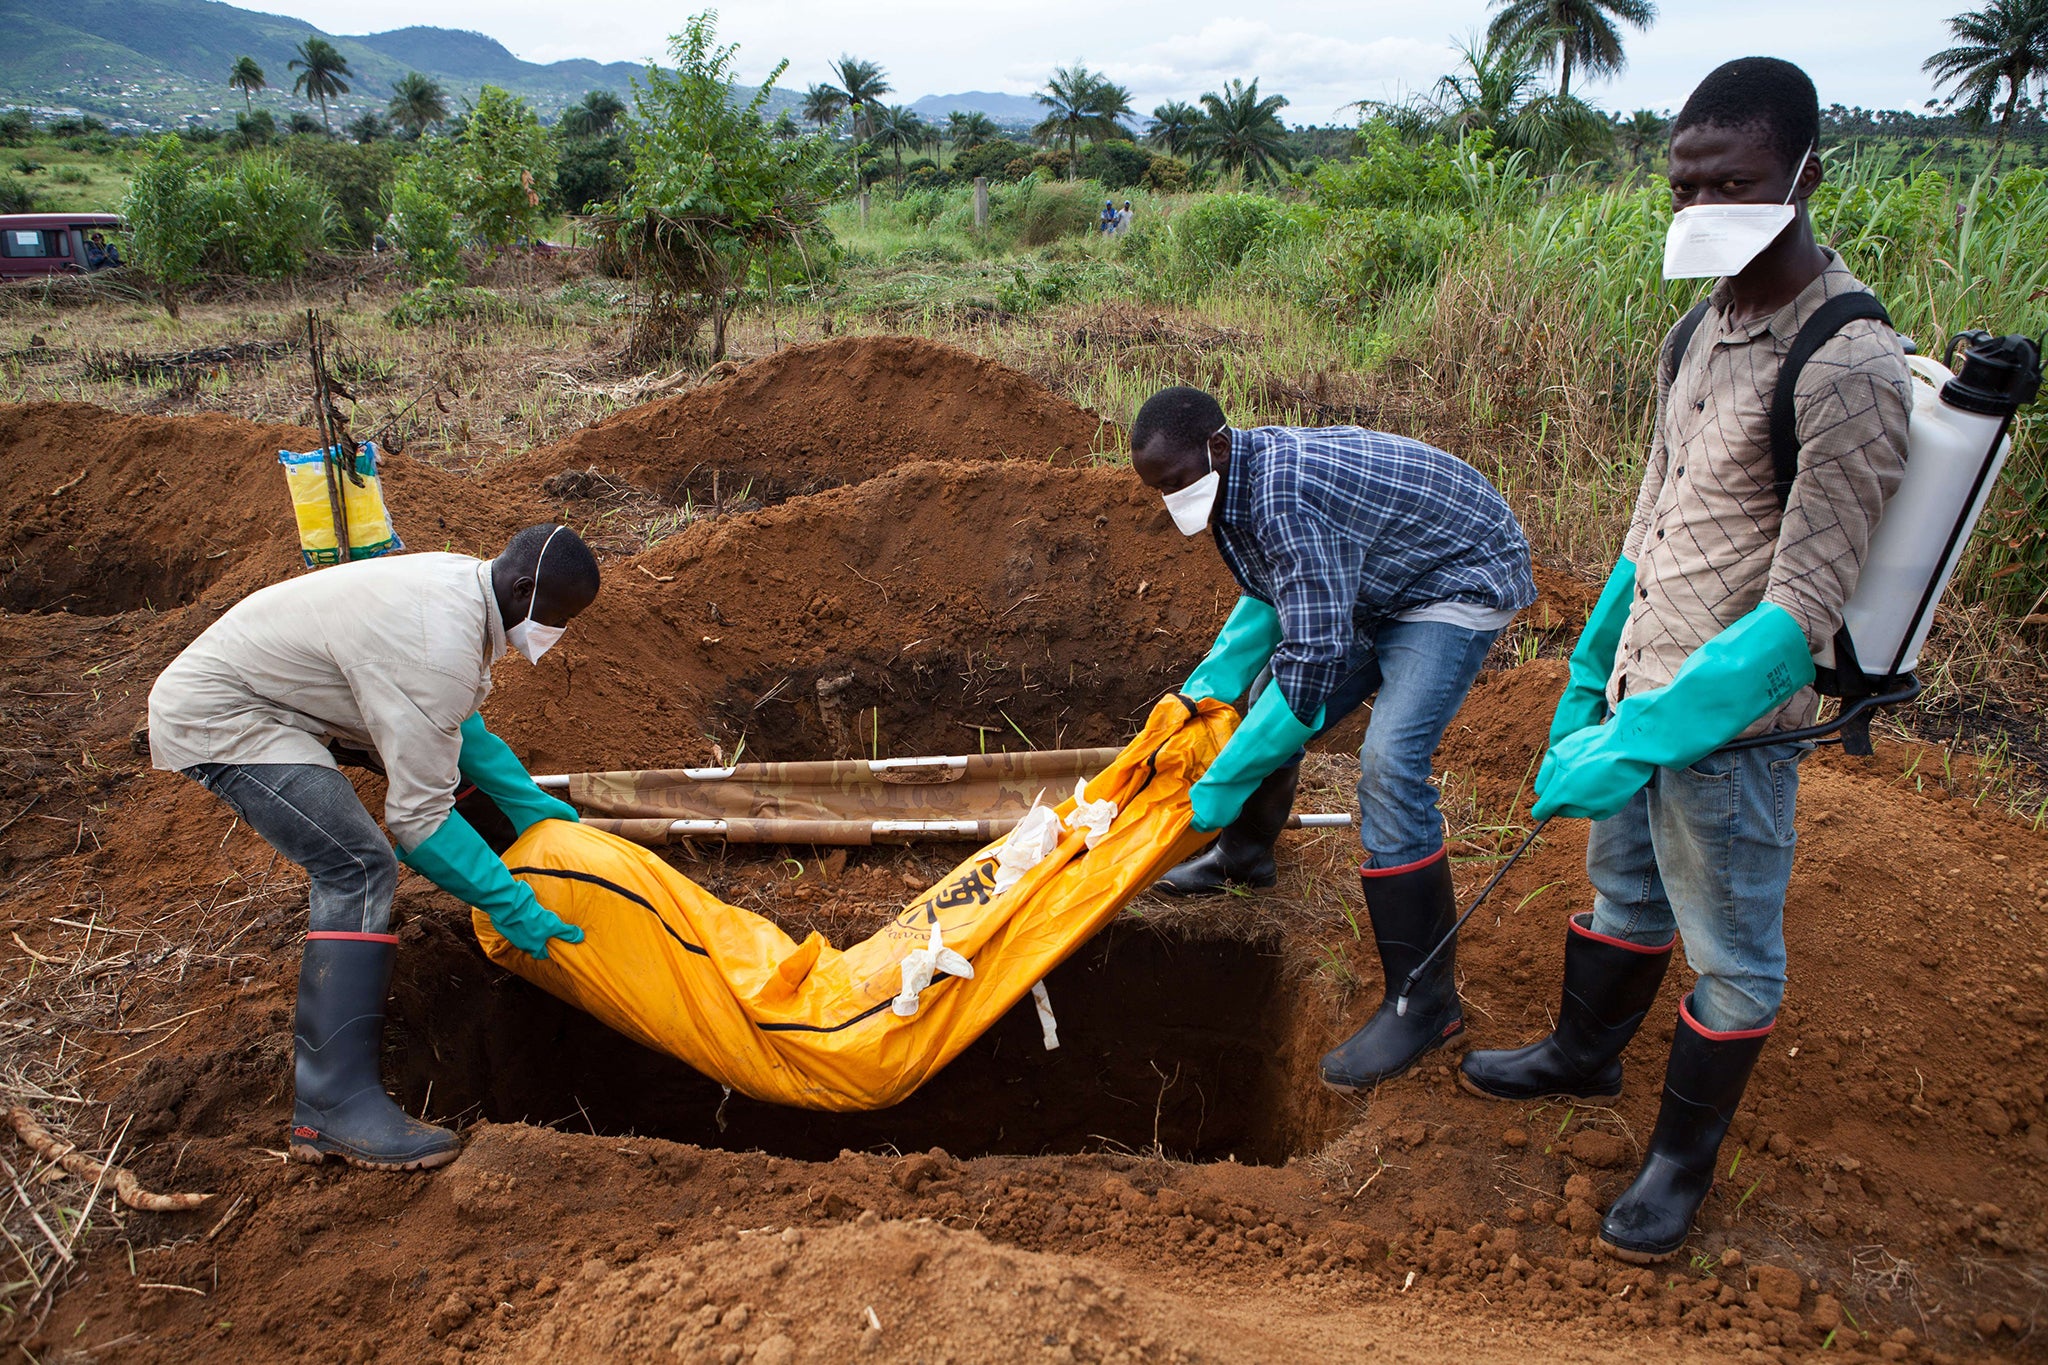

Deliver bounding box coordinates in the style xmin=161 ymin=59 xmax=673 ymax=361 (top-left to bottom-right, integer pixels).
xmin=1117 ymin=200 xmax=1134 ymax=234
xmin=1101 ymin=199 xmax=1118 ymax=234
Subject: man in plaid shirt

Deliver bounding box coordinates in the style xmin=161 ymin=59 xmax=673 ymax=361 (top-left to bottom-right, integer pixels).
xmin=1132 ymin=387 xmax=1536 ymax=1090
xmin=1460 ymin=58 xmax=1911 ymax=1263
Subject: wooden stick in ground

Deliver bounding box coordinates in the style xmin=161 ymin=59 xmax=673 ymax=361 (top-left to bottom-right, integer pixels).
xmin=6 ymin=1107 xmax=212 ymax=1212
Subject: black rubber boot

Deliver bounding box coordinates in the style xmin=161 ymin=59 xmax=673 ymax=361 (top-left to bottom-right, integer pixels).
xmin=290 ymin=934 xmax=460 ymax=1171
xmin=1597 ymin=994 xmax=1772 ymax=1263
xmin=1319 ymin=849 xmax=1463 ymax=1091
xmin=1154 ymin=761 xmax=1301 ymax=895
xmin=1459 ymin=912 xmax=1674 ymax=1104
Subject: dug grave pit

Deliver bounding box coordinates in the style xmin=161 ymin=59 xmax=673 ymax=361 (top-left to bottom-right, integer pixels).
xmin=383 ymin=902 xmax=1351 ymax=1167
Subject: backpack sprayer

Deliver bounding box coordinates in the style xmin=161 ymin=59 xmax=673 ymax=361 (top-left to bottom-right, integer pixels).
xmin=1395 ymin=327 xmax=2044 ymax=1017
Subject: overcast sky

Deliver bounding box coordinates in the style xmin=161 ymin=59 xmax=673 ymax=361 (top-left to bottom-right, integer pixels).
xmin=262 ymin=0 xmax=1960 ymax=125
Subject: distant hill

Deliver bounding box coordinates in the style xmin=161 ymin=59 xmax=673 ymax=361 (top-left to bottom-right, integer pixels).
xmin=0 ymin=0 xmax=797 ymax=127
xmin=908 ymin=92 xmax=1044 ymax=128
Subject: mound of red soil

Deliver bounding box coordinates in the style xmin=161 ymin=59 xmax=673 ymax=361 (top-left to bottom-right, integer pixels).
xmin=0 ymin=403 xmax=544 ymax=617
xmin=482 ymin=458 xmax=1232 ymax=773
xmin=522 ymin=335 xmax=1111 ymax=507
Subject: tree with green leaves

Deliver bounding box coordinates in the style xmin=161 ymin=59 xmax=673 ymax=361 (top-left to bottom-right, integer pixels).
xmin=1617 ymin=107 xmax=1667 ymax=167
xmin=1485 ymin=0 xmax=1656 ymax=97
xmin=867 ymin=105 xmax=927 ymax=180
xmin=1190 ymin=78 xmax=1293 ymax=183
xmin=288 ymin=37 xmax=353 ymax=132
xmin=1034 ymin=65 xmax=1135 ymax=177
xmin=346 ymin=112 xmax=390 ymax=143
xmin=1146 ymin=101 xmax=1203 ymax=156
xmin=120 ymin=134 xmax=206 ymax=316
xmin=1377 ymin=31 xmax=1610 ymax=163
xmin=229 ymin=56 xmax=267 ymax=115
xmin=561 ymin=89 xmax=627 ymax=138
xmin=947 ymin=110 xmax=999 ymax=151
xmin=1924 ymin=0 xmax=2048 ymax=175
xmin=827 ymin=56 xmax=891 ymax=141
xmin=388 ymin=73 xmax=449 ymax=138
xmin=450 ymin=85 xmax=557 ymax=248
xmin=616 ymin=12 xmax=840 ymax=360
xmin=802 ymin=83 xmax=848 ymax=134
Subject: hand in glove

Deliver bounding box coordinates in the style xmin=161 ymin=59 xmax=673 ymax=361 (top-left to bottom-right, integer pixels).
xmin=401 ymin=810 xmax=585 ymax=959
xmin=1533 ymin=602 xmax=1814 ymax=822
xmin=1188 ymin=683 xmax=1322 ymax=832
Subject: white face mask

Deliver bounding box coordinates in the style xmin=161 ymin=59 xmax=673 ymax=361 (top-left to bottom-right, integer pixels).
xmin=1161 ymin=426 xmax=1227 ymax=536
xmin=505 ymin=526 xmax=567 ymax=664
xmin=1661 ymin=143 xmax=1810 ymax=281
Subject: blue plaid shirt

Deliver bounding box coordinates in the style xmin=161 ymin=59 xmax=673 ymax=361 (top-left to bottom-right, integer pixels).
xmin=1212 ymin=426 xmax=1536 ymax=720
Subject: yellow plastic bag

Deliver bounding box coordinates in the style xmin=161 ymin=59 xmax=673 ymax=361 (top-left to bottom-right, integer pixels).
xmin=477 ymin=695 xmax=1235 ymax=1111
xmin=279 ymin=443 xmax=402 ymax=566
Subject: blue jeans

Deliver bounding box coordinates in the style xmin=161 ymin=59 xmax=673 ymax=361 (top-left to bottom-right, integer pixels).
xmin=184 ymin=763 xmax=398 ymax=934
xmin=1251 ymin=619 xmax=1500 ymax=869
xmin=1586 ymin=741 xmax=1809 ymax=1033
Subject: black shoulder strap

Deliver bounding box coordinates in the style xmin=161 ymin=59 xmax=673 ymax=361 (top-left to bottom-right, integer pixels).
xmin=1662 ymin=298 xmax=1713 ymax=389
xmin=1769 ymin=292 xmax=1893 ymax=509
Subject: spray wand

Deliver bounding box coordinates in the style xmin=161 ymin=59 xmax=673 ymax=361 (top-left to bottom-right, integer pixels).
xmin=1394 ymin=815 xmax=1552 ymax=1018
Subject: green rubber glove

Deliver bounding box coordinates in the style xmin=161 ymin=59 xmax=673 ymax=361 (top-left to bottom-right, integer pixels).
xmin=1183 ymin=596 xmax=1285 ymax=704
xmin=1189 ymin=683 xmax=1323 ymax=832
xmin=1533 ymin=602 xmax=1815 ymax=822
xmin=1548 ymin=558 xmax=1636 ymax=749
xmin=458 ymin=713 xmax=578 ymax=836
xmin=401 ymin=811 xmax=585 ymax=959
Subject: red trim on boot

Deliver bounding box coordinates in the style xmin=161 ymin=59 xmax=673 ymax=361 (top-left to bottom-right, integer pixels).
xmin=306 ymin=931 xmax=401 ymax=944
xmin=1569 ymin=912 xmax=1675 ymax=955
xmin=1679 ymin=993 xmax=1774 ymax=1041
xmin=1359 ymin=846 xmax=1447 ymax=878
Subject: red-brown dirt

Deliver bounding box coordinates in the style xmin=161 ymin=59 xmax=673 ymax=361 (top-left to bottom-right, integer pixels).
xmin=2 ymin=336 xmax=2044 ymax=1364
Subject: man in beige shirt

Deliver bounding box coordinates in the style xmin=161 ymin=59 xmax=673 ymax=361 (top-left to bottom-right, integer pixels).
xmin=1459 ymin=59 xmax=1911 ymax=1262
xmin=149 ymin=524 xmax=601 ymax=1169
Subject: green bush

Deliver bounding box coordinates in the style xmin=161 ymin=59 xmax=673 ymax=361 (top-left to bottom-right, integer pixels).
xmin=1169 ymin=193 xmax=1286 ymax=268
xmin=951 ymin=140 xmax=1030 ymax=182
xmin=278 ymin=138 xmax=398 ymax=247
xmin=553 ymin=130 xmax=631 ymax=214
xmin=0 ymin=176 xmax=38 ymax=212
xmin=120 ymin=135 xmax=207 ymax=314
xmin=0 ymin=111 xmax=29 ymax=147
xmin=383 ymin=173 xmax=464 ymax=284
xmin=996 ymin=178 xmax=1103 ymax=246
xmin=53 ymin=165 xmax=89 ymax=185
xmin=451 ymin=86 xmax=556 ymax=248
xmin=1142 ymin=156 xmax=1190 ymax=192
xmin=1076 ymin=139 xmax=1152 ymax=190
xmin=195 ymin=154 xmax=334 ymax=276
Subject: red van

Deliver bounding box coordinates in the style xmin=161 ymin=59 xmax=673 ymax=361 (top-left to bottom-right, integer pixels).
xmin=0 ymin=213 xmax=126 ymax=279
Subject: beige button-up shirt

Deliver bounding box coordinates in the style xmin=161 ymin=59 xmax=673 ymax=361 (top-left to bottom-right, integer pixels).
xmin=148 ymin=553 xmax=508 ymax=849
xmin=1611 ymin=252 xmax=1912 ymax=735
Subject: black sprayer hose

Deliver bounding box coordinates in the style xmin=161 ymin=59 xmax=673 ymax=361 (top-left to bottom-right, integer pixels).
xmin=1395 ymin=816 xmax=1553 ymax=1018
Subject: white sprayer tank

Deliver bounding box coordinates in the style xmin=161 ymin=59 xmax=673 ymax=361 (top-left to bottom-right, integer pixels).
xmin=1838 ymin=354 xmax=2014 ymax=678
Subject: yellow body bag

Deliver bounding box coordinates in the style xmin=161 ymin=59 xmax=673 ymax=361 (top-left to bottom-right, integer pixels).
xmin=477 ymin=696 xmax=1234 ymax=1112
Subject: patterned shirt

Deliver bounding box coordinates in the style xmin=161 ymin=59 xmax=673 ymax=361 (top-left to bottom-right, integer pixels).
xmin=1212 ymin=426 xmax=1537 ymax=720
xmin=1611 ymin=251 xmax=1912 ymax=734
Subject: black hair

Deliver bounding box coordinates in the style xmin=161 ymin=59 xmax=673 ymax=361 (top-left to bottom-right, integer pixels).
xmin=1673 ymin=57 xmax=1819 ymax=172
xmin=502 ymin=523 xmax=600 ymax=600
xmin=1130 ymin=387 xmax=1226 ymax=456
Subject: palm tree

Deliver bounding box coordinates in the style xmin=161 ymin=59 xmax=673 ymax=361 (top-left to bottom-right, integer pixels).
xmin=1402 ymin=31 xmax=1611 ymax=162
xmin=1924 ymin=0 xmax=2048 ymax=174
xmin=1033 ymin=65 xmax=1135 ymax=177
xmin=869 ymin=105 xmax=926 ymax=179
xmin=802 ymin=83 xmax=848 ymax=135
xmin=771 ymin=110 xmax=801 ymax=141
xmin=1190 ymin=78 xmax=1294 ymax=183
xmin=387 ymin=71 xmax=448 ymax=139
xmin=947 ymin=110 xmax=998 ymax=150
xmin=1485 ymin=0 xmax=1657 ymax=98
xmin=828 ymin=56 xmax=891 ymax=141
xmin=228 ymin=56 xmax=266 ymax=116
xmin=1617 ymin=107 xmax=1667 ymax=168
xmin=288 ymin=36 xmax=352 ymax=133
xmin=559 ymin=89 xmax=625 ymax=138
xmin=1146 ymin=100 xmax=1203 ymax=157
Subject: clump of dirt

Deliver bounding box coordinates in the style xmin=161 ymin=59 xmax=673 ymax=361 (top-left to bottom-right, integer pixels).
xmin=481 ymin=457 xmax=1234 ymax=773
xmin=522 ymin=335 xmax=1111 ymax=509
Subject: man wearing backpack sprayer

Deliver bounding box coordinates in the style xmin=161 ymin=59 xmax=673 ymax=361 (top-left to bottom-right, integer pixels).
xmin=148 ymin=524 xmax=599 ymax=1171
xmin=1129 ymin=387 xmax=1537 ymax=1089
xmin=1458 ymin=58 xmax=1911 ymax=1262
